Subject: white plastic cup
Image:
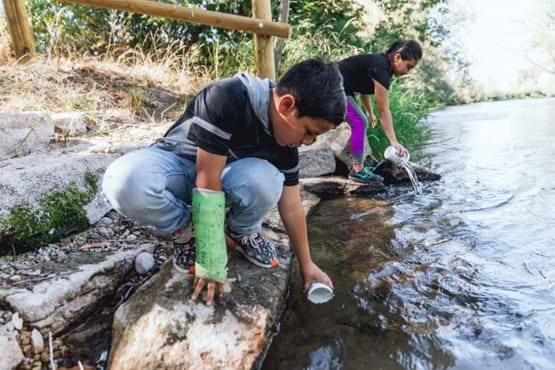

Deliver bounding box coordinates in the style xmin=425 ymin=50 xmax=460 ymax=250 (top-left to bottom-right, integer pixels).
xmin=384 ymin=146 xmax=410 ymax=165
xmin=307 ymin=282 xmax=334 ymax=304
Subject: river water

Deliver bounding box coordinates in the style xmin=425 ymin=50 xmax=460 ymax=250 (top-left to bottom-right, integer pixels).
xmin=263 ymin=98 xmax=555 ymax=370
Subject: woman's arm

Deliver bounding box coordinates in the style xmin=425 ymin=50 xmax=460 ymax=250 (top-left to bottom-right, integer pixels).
xmin=374 ymin=80 xmax=407 ymax=156
xmin=360 ymin=94 xmax=377 ymax=128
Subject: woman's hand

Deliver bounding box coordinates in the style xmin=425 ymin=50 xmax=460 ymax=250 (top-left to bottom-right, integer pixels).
xmin=390 ymin=141 xmax=408 ymax=157
xmin=301 ymin=261 xmax=334 ymax=293
xmin=369 ymin=112 xmax=377 ymax=128
xmin=192 ymin=277 xmax=224 ymax=305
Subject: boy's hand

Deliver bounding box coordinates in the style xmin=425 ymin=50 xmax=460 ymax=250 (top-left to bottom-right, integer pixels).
xmin=301 ymin=261 xmax=334 ymax=293
xmin=192 ymin=277 xmax=224 ymax=306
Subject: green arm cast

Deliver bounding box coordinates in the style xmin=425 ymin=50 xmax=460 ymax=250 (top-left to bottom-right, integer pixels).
xmin=192 ymin=189 xmax=227 ymax=283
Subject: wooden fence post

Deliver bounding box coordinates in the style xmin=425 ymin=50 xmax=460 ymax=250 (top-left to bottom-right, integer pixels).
xmin=251 ymin=0 xmax=275 ymax=80
xmin=2 ymin=0 xmax=35 ymax=61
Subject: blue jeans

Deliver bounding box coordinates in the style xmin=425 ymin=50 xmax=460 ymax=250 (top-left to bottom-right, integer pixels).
xmin=102 ymin=145 xmax=285 ymax=234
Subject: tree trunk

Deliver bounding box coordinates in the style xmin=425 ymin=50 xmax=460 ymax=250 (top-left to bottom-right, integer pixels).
xmin=274 ymin=0 xmax=291 ymax=72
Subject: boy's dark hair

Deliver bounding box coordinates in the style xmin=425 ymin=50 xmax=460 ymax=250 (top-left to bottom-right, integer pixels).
xmin=386 ymin=40 xmax=423 ymax=61
xmin=276 ymin=58 xmax=346 ymax=126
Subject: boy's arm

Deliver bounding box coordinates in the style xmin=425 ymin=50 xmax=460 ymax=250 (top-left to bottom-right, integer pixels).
xmin=374 ymin=80 xmax=407 ymax=156
xmin=191 ymin=148 xmax=227 ymax=305
xmin=277 ymin=184 xmax=333 ymax=291
xmin=196 ymin=148 xmax=226 ymax=191
xmin=360 ymin=94 xmax=377 ymax=128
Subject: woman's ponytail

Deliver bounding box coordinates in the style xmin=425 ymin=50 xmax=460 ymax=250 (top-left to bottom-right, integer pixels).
xmin=386 ymin=40 xmax=423 ymax=61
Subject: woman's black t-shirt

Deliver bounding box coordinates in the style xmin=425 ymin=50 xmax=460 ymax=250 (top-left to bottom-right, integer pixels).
xmin=338 ymin=53 xmax=393 ymax=96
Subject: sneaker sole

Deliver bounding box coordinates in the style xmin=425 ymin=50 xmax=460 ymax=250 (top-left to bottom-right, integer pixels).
xmin=172 ymin=257 xmax=195 ymax=275
xmin=348 ymin=175 xmax=383 ymax=184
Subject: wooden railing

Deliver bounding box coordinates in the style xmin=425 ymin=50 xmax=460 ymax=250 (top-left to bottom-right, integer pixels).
xmin=1 ymin=0 xmax=290 ymax=79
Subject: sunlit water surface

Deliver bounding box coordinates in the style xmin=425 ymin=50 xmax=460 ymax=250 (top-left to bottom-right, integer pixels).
xmin=263 ymin=98 xmax=555 ymax=370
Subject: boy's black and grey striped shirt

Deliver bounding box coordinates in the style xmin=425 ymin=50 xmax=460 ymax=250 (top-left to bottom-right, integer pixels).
xmin=156 ymin=76 xmax=300 ymax=186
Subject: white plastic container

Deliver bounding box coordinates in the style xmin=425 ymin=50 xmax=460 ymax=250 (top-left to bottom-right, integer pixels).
xmin=307 ymin=282 xmax=334 ymax=304
xmin=384 ymin=146 xmax=410 ymax=165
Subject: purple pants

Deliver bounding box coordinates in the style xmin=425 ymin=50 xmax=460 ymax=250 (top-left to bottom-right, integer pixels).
xmin=345 ymin=95 xmax=368 ymax=164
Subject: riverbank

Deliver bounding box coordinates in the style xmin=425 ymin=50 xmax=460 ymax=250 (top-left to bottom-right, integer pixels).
xmin=0 ymin=56 xmax=440 ymax=369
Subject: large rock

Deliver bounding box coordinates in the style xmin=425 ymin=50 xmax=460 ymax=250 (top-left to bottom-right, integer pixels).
xmin=0 ymin=112 xmax=54 ymax=160
xmin=298 ymin=123 xmax=352 ymax=178
xmin=298 ymin=147 xmax=335 ymax=178
xmin=0 ymin=152 xmax=114 ymax=221
xmin=298 ymin=122 xmax=377 ymax=177
xmin=0 ymin=325 xmax=24 ymax=370
xmin=108 ymin=188 xmax=323 ymax=370
xmin=0 ymin=152 xmax=116 ymax=255
xmin=3 ymin=245 xmax=153 ymax=335
xmin=109 ymin=240 xmax=291 ymax=370
xmin=311 ymin=122 xmax=352 ymax=158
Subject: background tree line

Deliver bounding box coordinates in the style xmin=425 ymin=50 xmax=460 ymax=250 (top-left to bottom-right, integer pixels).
xmin=25 ymin=0 xmax=472 ymax=156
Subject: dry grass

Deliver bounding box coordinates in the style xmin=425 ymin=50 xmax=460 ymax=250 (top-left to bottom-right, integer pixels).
xmin=0 ymin=16 xmax=212 ymax=134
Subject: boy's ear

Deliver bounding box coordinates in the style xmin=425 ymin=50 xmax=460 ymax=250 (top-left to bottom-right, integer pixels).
xmin=276 ymin=94 xmax=296 ymax=114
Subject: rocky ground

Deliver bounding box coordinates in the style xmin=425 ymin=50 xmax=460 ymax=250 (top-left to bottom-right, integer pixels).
xmin=0 ymin=210 xmax=166 ymax=369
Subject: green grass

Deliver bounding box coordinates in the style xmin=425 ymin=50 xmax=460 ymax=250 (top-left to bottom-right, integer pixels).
xmin=367 ymin=82 xmax=434 ymax=160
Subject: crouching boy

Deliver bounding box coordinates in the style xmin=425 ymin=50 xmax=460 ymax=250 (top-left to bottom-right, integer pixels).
xmin=102 ymin=59 xmax=346 ymax=305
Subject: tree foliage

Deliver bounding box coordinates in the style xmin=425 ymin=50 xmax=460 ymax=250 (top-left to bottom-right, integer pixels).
xmin=367 ymin=0 xmax=449 ymax=53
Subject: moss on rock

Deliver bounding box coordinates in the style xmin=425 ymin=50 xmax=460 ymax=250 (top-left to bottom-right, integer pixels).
xmin=0 ymin=172 xmax=99 ymax=256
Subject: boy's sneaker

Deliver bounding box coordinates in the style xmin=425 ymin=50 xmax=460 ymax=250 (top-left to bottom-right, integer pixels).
xmin=172 ymin=224 xmax=196 ymax=274
xmin=348 ymin=165 xmax=384 ymax=184
xmin=226 ymin=227 xmax=279 ymax=268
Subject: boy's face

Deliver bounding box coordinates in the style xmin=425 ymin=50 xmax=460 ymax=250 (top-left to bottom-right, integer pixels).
xmin=270 ymin=92 xmax=336 ymax=148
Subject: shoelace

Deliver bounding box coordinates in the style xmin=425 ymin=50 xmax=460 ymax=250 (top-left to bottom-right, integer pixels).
xmin=362 ymin=166 xmax=373 ymax=175
xmin=239 ymin=233 xmax=265 ymax=249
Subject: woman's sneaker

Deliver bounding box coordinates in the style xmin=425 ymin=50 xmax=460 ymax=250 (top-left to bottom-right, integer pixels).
xmin=226 ymin=227 xmax=279 ymax=268
xmin=172 ymin=225 xmax=196 ymax=274
xmin=348 ymin=165 xmax=384 ymax=184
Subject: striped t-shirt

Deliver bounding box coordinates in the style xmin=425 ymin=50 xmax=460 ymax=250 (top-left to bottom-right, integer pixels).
xmin=156 ymin=76 xmax=300 ymax=186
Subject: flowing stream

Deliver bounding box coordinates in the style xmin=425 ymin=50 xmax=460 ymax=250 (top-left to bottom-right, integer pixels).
xmin=401 ymin=162 xmax=423 ymax=194
xmin=263 ymin=98 xmax=555 ymax=370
